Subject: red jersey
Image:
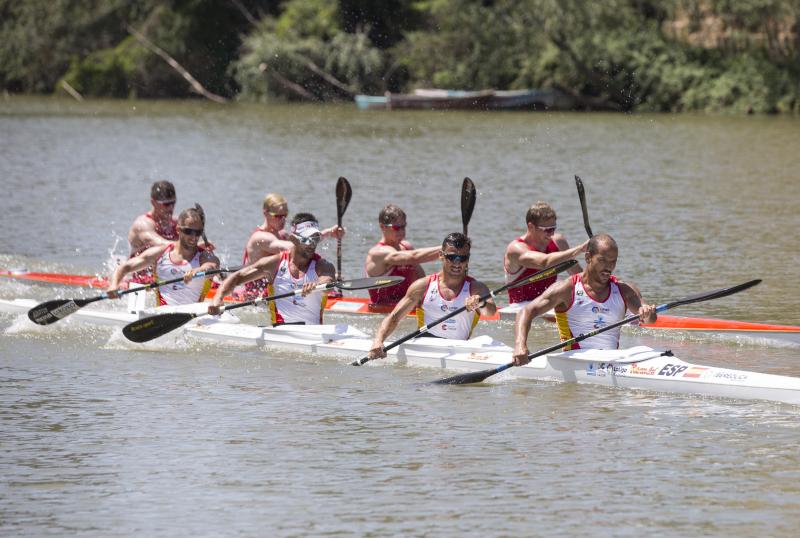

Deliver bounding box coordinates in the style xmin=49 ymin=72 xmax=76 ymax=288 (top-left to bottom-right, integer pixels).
xmin=505 ymin=237 xmax=559 ymax=303
xmin=368 ymin=242 xmax=419 ymax=306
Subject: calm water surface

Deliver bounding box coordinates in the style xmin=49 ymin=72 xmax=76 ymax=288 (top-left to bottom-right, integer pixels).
xmin=1 ymin=97 xmax=799 ymax=536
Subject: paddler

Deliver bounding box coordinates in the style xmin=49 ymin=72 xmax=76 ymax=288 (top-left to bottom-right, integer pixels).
xmin=366 ymin=232 xmax=497 ymax=360
xmin=209 ymin=213 xmax=335 ymax=325
xmin=512 ymin=233 xmax=656 ymax=365
xmin=126 ymin=181 xmax=179 ymax=283
xmin=239 ymin=193 xmax=344 ymax=298
xmin=364 ymin=204 xmax=442 ymax=307
xmin=108 ymin=208 xmax=220 ymax=306
xmin=504 ymin=201 xmax=586 ymax=304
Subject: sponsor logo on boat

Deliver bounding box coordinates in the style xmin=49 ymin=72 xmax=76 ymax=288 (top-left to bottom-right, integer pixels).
xmin=629 ymin=363 xmax=659 ymax=376
xmin=468 ymin=353 xmax=490 ymax=361
xmin=589 ymin=362 xmax=627 ymax=377
xmin=658 ymin=364 xmax=689 ymax=377
xmin=681 ymin=367 xmax=710 ymax=379
xmin=713 ymin=371 xmax=748 ymax=382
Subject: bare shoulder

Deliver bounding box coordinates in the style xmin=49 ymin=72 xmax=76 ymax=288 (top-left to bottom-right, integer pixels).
xmin=553 ymin=233 xmax=570 ymax=249
xmin=130 ymin=213 xmax=155 ymax=233
xmin=547 ymin=277 xmax=576 ymax=304
xmin=406 ymin=275 xmax=429 ymax=296
xmin=469 ymin=278 xmax=491 ymax=296
xmin=315 ymin=257 xmax=336 ymax=276
xmin=505 ymin=238 xmax=526 ymax=256
xmin=616 ymin=280 xmax=643 ymax=303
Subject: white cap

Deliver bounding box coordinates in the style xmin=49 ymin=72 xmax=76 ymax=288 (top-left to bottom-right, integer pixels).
xmin=291 ymin=220 xmax=322 ymax=243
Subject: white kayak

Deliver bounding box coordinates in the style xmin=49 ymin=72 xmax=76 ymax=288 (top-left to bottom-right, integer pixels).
xmin=185 ymin=320 xmax=800 ymax=405
xmin=2 ymin=298 xmax=800 ymax=405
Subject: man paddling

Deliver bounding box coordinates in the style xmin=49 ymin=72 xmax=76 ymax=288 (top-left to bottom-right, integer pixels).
xmin=366 ymin=232 xmax=497 ymax=360
xmin=239 ymin=193 xmax=344 ymax=298
xmin=108 ymin=208 xmax=220 ymax=306
xmin=512 ymin=234 xmax=656 ymax=365
xmin=504 ymin=201 xmax=587 ymax=304
xmin=209 ymin=213 xmax=335 ymax=325
xmin=365 ymin=204 xmax=441 ymax=307
xmin=127 ymin=181 xmax=179 ymax=277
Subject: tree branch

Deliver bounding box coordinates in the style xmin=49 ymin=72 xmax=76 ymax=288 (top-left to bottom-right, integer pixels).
xmin=127 ymin=25 xmax=228 ymax=104
xmin=259 ymin=63 xmax=317 ymax=101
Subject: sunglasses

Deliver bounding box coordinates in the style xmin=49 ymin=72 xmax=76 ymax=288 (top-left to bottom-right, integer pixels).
xmin=269 ymin=212 xmax=288 ymax=219
xmin=293 ymin=233 xmax=322 ymax=246
xmin=442 ymin=253 xmax=470 ymax=263
xmin=180 ymin=227 xmax=204 ymax=237
xmin=154 ymin=199 xmax=176 ymax=207
xmin=385 ymin=223 xmax=406 ymax=231
xmin=535 ymin=224 xmax=557 ymax=234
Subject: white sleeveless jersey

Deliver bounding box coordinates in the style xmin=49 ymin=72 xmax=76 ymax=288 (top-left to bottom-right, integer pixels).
xmin=416 ymin=274 xmax=479 ymax=339
xmin=153 ymin=245 xmax=211 ymax=306
xmin=268 ymin=252 xmax=326 ymax=325
xmin=555 ymin=274 xmax=627 ymax=350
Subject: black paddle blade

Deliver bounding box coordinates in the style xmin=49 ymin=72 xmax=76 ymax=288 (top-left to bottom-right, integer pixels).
xmin=663 ymin=279 xmax=762 ymax=312
xmin=27 ymin=298 xmax=92 ymax=325
xmin=336 ymin=276 xmax=404 ymax=291
xmin=336 ymin=177 xmax=352 ymax=223
xmin=122 ymin=313 xmax=196 ymax=343
xmin=575 ymin=175 xmax=594 ymax=238
xmin=431 ymin=364 xmax=509 ymax=385
xmin=461 ymin=177 xmax=476 ymax=235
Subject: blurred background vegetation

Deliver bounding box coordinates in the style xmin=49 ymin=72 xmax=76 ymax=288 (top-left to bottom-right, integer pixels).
xmin=1 ymin=0 xmax=798 ymax=112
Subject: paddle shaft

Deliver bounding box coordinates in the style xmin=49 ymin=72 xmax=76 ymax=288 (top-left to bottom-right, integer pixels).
xmin=221 ymin=284 xmax=334 ymax=314
xmin=432 ymin=279 xmax=761 ymax=385
xmin=575 ymin=175 xmax=594 ymax=238
xmin=352 ymin=259 xmax=577 ymax=366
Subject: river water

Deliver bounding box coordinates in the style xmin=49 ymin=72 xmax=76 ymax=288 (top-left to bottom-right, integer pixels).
xmin=1 ymin=96 xmax=799 ymax=536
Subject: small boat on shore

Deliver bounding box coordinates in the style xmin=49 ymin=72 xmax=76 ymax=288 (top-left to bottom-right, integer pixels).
xmin=355 ymin=88 xmax=575 ymax=111
xmin=2 ymin=298 xmax=799 ymax=405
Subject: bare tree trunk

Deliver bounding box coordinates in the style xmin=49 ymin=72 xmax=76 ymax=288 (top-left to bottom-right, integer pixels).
xmin=259 ymin=63 xmax=317 ymax=101
xmin=127 ymin=25 xmax=228 ymax=104
xmin=294 ymin=54 xmax=356 ymax=97
xmin=60 ymin=80 xmax=84 ymax=102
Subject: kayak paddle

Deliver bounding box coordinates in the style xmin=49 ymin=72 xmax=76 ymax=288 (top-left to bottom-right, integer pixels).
xmin=27 ymin=266 xmax=238 ymax=326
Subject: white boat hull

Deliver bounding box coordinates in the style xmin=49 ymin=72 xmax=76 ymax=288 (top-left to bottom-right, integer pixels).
xmin=3 ymin=299 xmax=800 ymax=405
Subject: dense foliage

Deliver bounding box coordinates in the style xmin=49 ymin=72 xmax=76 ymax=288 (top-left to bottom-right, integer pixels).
xmin=1 ymin=0 xmax=798 ymax=112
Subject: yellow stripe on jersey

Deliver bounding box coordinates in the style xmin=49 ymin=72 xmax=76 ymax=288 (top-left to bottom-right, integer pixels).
xmin=555 ymin=311 xmax=576 ymax=350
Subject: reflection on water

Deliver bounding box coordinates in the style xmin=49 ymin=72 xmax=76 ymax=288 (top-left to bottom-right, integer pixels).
xmin=2 ymin=97 xmax=800 ymax=536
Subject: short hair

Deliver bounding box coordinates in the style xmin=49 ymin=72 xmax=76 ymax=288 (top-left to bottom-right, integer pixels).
xmin=378 ymin=204 xmax=406 ymax=225
xmin=263 ymin=193 xmax=287 ymax=211
xmin=177 ymin=208 xmax=203 ymax=226
xmin=151 ymin=180 xmax=176 ymax=200
xmin=525 ymin=202 xmax=556 ymax=225
xmin=587 ymin=233 xmax=617 ymax=256
xmin=290 ymin=212 xmax=317 ymax=227
xmin=442 ymin=232 xmax=471 ymax=251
